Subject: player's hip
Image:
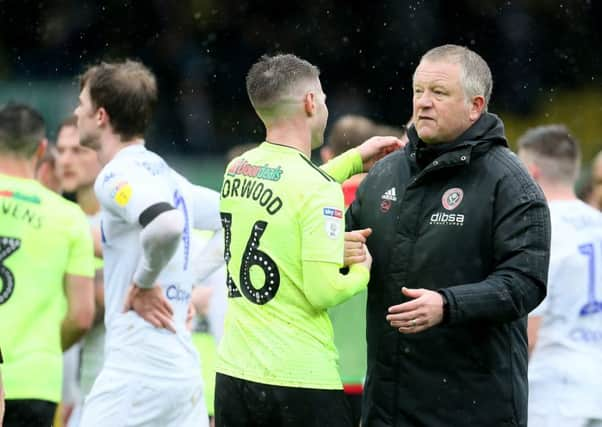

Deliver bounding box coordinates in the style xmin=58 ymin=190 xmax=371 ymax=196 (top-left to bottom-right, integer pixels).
xmin=81 ymin=369 xmax=207 ymax=427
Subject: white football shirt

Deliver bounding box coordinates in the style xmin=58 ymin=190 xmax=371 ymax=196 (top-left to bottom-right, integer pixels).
xmin=529 ymin=199 xmax=602 ymax=418
xmin=95 ymin=143 xmax=221 ymax=379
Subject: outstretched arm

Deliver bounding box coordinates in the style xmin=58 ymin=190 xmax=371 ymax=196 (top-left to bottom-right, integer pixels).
xmin=321 ymin=136 xmax=403 ymax=183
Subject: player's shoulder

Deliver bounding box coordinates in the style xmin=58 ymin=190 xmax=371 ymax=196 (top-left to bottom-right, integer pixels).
xmin=36 ymin=183 xmax=82 ymax=214
xmin=94 ymin=151 xmax=164 ymax=193
xmin=551 ymin=200 xmax=602 ymax=227
xmin=40 ymin=189 xmax=89 ymax=234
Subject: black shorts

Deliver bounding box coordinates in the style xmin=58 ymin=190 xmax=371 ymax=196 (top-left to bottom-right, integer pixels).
xmin=215 ymin=373 xmax=353 ymax=427
xmin=4 ymin=399 xmax=57 ymax=427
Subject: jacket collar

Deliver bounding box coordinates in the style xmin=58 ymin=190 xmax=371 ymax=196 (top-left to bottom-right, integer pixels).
xmin=406 ymin=112 xmax=508 ymax=171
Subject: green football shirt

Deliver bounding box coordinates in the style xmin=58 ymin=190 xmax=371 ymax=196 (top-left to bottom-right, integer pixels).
xmin=217 ymin=142 xmax=364 ymax=389
xmin=0 ymin=174 xmax=95 ymax=402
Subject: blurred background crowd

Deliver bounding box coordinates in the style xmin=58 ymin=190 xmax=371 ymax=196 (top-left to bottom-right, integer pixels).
xmin=1 ymin=0 xmax=601 ymax=189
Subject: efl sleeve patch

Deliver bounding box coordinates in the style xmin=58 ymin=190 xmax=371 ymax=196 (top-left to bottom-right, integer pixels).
xmin=112 ymin=181 xmax=133 ymax=207
xmin=301 ymin=182 xmax=345 ymax=264
xmin=323 ymin=206 xmax=343 ymax=239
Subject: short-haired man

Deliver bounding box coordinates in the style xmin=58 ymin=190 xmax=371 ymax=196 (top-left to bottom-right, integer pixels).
xmin=56 ymin=115 xmax=105 ymax=426
xmin=75 ymin=60 xmax=222 ymax=427
xmin=0 ymin=103 xmax=95 ymax=426
xmin=35 ymin=141 xmax=61 ymax=193
xmin=215 ymin=54 xmax=402 ymax=427
xmin=518 ymin=125 xmax=602 ymax=427
xmin=346 ymin=44 xmax=551 ymax=426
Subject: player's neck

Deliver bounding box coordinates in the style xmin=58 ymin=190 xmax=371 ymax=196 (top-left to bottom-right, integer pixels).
xmin=540 ymin=183 xmax=577 ymax=202
xmin=99 ymin=133 xmax=144 ymax=165
xmin=76 ymin=184 xmax=100 ymax=216
xmin=265 ymin=123 xmax=312 ymax=158
xmin=0 ymin=156 xmax=36 ymax=180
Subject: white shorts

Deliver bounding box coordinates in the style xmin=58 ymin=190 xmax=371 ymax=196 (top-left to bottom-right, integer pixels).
xmin=80 ymin=368 xmax=208 ymax=427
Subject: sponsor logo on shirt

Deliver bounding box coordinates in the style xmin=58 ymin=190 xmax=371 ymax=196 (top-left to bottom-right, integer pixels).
xmin=112 ymin=181 xmax=132 ymax=207
xmin=442 ymin=188 xmax=463 ymax=211
xmin=323 ymin=207 xmax=343 ymax=219
xmin=381 ymin=187 xmax=397 ymax=201
xmin=227 ymin=159 xmax=283 ymax=181
xmin=380 ymin=188 xmax=397 ymax=213
xmin=323 ymin=207 xmax=343 ymax=239
xmin=166 ymin=284 xmax=191 ymax=302
xmin=429 ymin=212 xmax=465 ymax=226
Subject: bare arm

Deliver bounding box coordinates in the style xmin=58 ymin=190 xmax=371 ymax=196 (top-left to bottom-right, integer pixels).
xmin=92 ymin=267 xmax=105 ymax=324
xmin=91 ymin=225 xmax=103 ymax=258
xmin=61 ymin=274 xmax=95 ymax=351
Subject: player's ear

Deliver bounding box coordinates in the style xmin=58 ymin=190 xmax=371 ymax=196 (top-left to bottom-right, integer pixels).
xmin=96 ymin=107 xmax=109 ymax=127
xmin=304 ymin=91 xmax=316 ymax=117
xmin=469 ymin=95 xmax=485 ymax=121
xmin=35 ymin=138 xmax=48 ymax=162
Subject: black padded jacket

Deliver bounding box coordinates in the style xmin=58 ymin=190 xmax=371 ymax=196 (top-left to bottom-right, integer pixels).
xmin=347 ymin=113 xmax=551 ymax=427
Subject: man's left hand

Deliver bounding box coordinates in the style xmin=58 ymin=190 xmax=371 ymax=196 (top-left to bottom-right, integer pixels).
xmin=386 ymin=287 xmax=444 ymax=334
xmin=357 ymin=136 xmax=405 ymax=172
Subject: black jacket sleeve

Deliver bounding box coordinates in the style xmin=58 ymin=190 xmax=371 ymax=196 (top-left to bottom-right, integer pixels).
xmin=439 ymin=165 xmax=551 ymax=324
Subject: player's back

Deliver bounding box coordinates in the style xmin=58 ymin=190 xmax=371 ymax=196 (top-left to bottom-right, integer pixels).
xmin=529 ymin=199 xmax=602 ymax=417
xmin=95 ymin=144 xmax=200 ymax=378
xmin=0 ymin=174 xmax=93 ymax=402
xmin=218 ymin=142 xmax=346 ymax=389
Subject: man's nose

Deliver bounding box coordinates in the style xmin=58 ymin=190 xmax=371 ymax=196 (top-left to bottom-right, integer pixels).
xmin=416 ymin=92 xmax=433 ymax=109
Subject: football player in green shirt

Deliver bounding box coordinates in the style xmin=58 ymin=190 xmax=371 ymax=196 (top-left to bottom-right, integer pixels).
xmin=215 ymin=54 xmax=402 ymax=427
xmin=0 ymin=103 xmax=95 ymax=426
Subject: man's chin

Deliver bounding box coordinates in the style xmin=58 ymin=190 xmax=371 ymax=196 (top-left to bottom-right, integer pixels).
xmin=80 ymin=137 xmax=100 ymax=151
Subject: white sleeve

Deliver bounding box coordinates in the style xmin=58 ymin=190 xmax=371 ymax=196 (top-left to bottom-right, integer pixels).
xmin=175 ymin=175 xmax=221 ymax=231
xmin=96 ymin=165 xmax=172 ymax=224
xmin=133 ymin=209 xmax=185 ymax=288
xmin=190 ymin=229 xmax=225 ymax=285
xmin=530 ymin=245 xmax=567 ymax=317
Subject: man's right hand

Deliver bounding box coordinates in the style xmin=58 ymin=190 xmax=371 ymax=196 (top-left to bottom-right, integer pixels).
xmin=344 ymin=228 xmax=372 ymax=266
xmin=123 ymin=284 xmax=175 ymax=332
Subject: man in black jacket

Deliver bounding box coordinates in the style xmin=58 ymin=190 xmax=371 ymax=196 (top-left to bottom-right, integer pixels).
xmin=346 ymin=44 xmax=551 ymax=426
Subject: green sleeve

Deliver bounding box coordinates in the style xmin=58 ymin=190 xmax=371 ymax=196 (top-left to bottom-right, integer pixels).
xmin=320 ymin=149 xmax=363 ymax=184
xmin=301 ymin=261 xmax=369 ymax=310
